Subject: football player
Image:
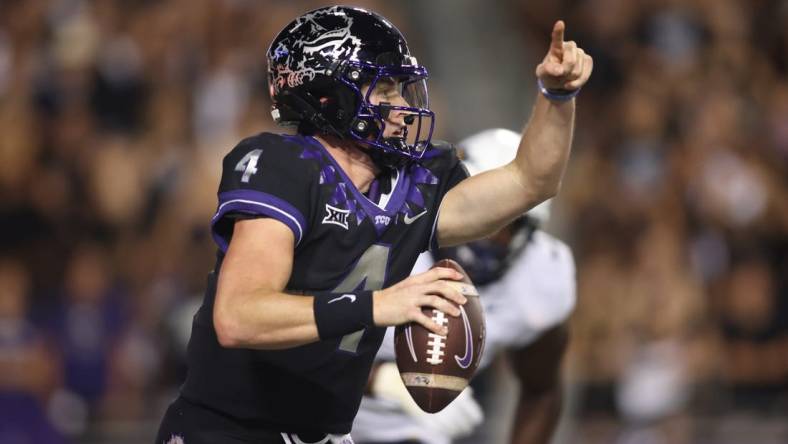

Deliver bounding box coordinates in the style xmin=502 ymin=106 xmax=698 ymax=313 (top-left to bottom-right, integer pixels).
xmin=156 ymin=6 xmax=592 ymax=444
xmin=353 ymin=129 xmax=576 ymax=444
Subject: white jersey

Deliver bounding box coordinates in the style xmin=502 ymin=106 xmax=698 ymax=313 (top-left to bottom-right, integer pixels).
xmin=352 ymin=230 xmax=576 ymax=444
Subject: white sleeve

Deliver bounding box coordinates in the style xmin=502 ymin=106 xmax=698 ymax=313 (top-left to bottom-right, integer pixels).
xmin=411 ymin=251 xmax=435 ymax=275
xmin=513 ymin=232 xmax=576 ymax=336
xmin=479 ymin=231 xmax=576 ymax=368
xmin=375 ymin=327 xmax=396 ymax=361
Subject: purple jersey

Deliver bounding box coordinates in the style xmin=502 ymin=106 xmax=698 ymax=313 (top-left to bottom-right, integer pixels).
xmin=180 ymin=133 xmax=468 ymax=434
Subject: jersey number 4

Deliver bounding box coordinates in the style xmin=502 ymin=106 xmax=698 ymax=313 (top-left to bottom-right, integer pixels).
xmin=333 ymin=244 xmax=390 ymax=353
xmin=235 ymin=149 xmax=263 ymax=183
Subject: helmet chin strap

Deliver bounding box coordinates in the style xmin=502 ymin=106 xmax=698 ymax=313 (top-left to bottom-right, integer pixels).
xmin=384 ymin=136 xmax=407 ymax=151
xmin=368 ymin=141 xmax=410 ymax=169
xmin=318 ymin=131 xmax=403 ymax=171
xmin=359 ymin=102 xmax=418 ymax=169
xmin=352 ymin=113 xmax=412 ymax=169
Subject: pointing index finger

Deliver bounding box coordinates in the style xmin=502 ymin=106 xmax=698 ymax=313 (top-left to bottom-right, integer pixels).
xmin=550 ymin=20 xmax=566 ymax=58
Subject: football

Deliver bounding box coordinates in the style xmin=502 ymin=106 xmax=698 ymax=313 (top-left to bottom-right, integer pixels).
xmin=394 ymin=259 xmax=486 ymax=413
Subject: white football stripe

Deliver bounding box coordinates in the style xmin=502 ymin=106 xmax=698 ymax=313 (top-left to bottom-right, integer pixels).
xmin=400 ymin=372 xmax=468 ymax=391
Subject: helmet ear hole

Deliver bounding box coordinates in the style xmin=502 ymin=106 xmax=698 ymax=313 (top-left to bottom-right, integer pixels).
xmin=318 ymin=96 xmax=335 ymax=112
xmin=324 ymin=86 xmax=360 ymax=131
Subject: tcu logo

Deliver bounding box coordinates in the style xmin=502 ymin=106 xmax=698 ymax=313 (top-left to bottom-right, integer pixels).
xmin=374 ymin=215 xmax=391 ymax=226
xmin=322 ymin=204 xmax=350 ymax=230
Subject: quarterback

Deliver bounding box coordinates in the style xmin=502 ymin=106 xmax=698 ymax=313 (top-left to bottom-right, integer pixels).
xmin=156 ymin=5 xmax=592 ymax=444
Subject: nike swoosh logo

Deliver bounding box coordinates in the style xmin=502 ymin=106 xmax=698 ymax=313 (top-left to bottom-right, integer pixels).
xmin=403 ymin=210 xmax=428 ymax=225
xmin=454 ymin=305 xmax=474 ymax=369
xmin=405 ymin=325 xmax=418 ymax=363
xmin=327 ymin=294 xmax=356 ymax=304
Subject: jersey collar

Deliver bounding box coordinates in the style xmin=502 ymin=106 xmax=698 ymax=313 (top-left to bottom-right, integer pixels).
xmin=307 ymin=136 xmax=410 ymax=232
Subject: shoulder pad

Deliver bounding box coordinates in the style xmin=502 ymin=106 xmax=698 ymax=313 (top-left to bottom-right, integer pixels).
xmin=222 ymin=133 xmax=316 ymax=174
xmin=421 ymin=140 xmax=457 ymax=160
xmin=429 ymin=139 xmax=455 ymax=152
xmin=214 ymin=132 xmax=319 ymax=250
xmin=226 ymin=132 xmax=301 ymax=155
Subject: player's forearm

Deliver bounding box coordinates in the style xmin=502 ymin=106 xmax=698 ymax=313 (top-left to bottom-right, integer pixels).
xmin=214 ymin=290 xmax=320 ymax=350
xmin=510 ymin=17 xmax=588 ymax=208
xmin=513 ymin=93 xmax=575 ymax=203
xmin=435 ymin=95 xmax=574 ymax=247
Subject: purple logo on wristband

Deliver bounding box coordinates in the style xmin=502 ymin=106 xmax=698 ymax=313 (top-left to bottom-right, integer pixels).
xmin=454 ymin=306 xmax=473 ymax=369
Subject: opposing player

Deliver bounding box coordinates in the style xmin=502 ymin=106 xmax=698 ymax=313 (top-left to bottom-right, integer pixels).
xmin=156 ymin=6 xmax=592 ymax=444
xmin=353 ymin=129 xmax=576 ymax=444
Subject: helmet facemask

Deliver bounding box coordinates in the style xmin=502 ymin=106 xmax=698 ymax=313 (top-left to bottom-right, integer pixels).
xmin=340 ymin=57 xmax=434 ymax=164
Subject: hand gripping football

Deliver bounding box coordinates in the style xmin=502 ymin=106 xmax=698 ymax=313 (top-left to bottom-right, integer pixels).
xmin=394 ymin=259 xmax=486 ymax=413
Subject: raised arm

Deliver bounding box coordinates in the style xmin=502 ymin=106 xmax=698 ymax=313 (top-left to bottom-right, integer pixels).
xmin=436 ymin=21 xmax=592 ymax=246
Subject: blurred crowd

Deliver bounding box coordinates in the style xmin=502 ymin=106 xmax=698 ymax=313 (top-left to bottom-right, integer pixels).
xmin=530 ymin=0 xmax=788 ymax=441
xmin=0 ymin=0 xmax=785 ymax=443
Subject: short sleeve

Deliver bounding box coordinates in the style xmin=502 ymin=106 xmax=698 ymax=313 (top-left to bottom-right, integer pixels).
xmin=211 ymin=133 xmax=314 ymax=252
xmin=418 ymin=141 xmax=470 ymax=252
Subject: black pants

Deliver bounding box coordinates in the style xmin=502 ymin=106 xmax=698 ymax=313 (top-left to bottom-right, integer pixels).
xmin=156 ymin=397 xmax=353 ymax=444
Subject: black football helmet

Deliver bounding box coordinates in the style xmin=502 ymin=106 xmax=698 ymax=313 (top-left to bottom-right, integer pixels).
xmin=267 ymin=6 xmax=434 ymax=164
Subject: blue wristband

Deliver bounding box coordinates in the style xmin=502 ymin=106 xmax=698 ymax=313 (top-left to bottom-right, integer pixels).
xmin=313 ymin=291 xmax=374 ymax=339
xmin=537 ymin=78 xmax=581 ymax=102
